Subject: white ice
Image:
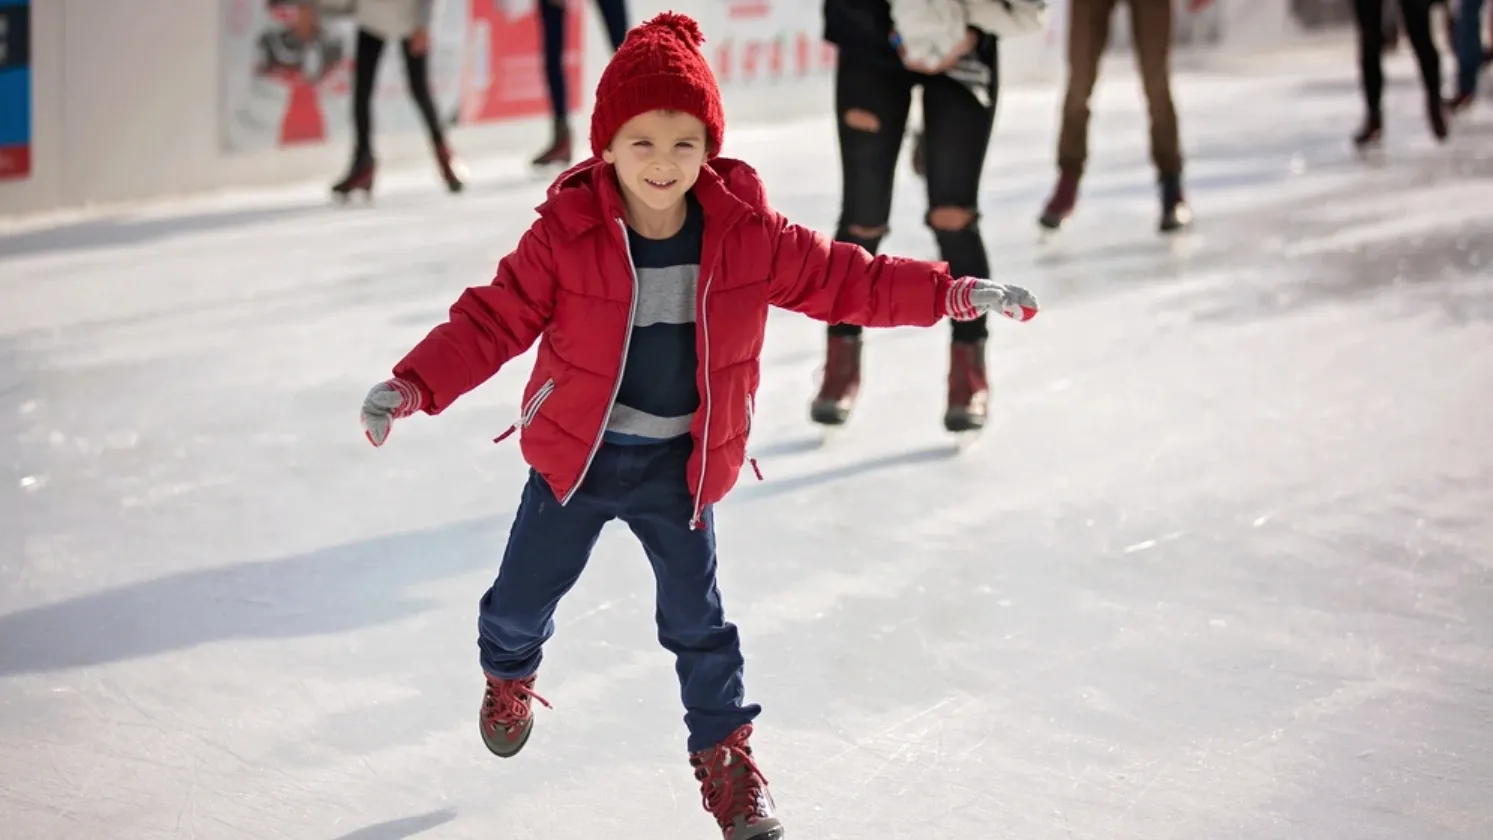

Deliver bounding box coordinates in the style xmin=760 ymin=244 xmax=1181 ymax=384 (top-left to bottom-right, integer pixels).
xmin=3 ymin=43 xmax=1493 ymax=840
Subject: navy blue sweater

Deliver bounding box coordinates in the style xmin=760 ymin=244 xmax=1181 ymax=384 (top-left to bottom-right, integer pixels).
xmin=603 ymin=194 xmax=705 ymax=445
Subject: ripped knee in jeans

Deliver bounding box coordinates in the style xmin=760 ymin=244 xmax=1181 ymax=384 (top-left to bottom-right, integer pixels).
xmin=927 ymin=206 xmax=978 ymax=231
xmin=843 ymin=109 xmax=881 ymax=132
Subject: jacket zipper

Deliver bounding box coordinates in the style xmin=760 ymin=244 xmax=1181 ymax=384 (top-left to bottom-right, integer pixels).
xmin=560 ymin=218 xmax=639 ymax=506
xmin=492 ymin=378 xmax=555 ymax=443
xmin=745 ymin=394 xmax=762 ymax=481
xmin=690 ymin=269 xmax=715 ymax=529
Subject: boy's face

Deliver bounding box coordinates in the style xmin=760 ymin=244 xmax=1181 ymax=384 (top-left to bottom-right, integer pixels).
xmin=603 ymin=110 xmax=708 ymax=214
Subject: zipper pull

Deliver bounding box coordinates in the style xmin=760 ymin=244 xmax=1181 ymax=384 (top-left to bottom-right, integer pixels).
xmin=748 ymin=456 xmax=763 ymax=481
xmin=493 ymin=423 xmax=518 ymax=444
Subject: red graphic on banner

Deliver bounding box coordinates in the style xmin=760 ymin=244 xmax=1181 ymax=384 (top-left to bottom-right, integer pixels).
xmin=460 ymin=1 xmax=583 ymax=124
xmin=0 ymin=146 xmax=29 ymax=180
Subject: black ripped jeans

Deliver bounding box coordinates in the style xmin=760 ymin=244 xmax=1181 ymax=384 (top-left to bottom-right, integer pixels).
xmin=828 ymin=41 xmax=999 ymax=344
xmin=351 ymin=27 xmax=446 ymax=164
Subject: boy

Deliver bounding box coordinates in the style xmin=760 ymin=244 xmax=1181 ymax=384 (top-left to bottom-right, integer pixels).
xmin=359 ymin=12 xmax=1037 ymax=840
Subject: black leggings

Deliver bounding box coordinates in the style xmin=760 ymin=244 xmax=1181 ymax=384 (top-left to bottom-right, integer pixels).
xmin=351 ymin=27 xmax=445 ymax=163
xmin=827 ymin=46 xmax=999 ymax=344
xmin=541 ymin=0 xmax=629 ymax=122
xmin=1352 ymin=0 xmax=1442 ymax=116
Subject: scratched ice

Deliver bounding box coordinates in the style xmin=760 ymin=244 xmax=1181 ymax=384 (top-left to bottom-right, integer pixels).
xmin=3 ymin=46 xmax=1493 ymax=840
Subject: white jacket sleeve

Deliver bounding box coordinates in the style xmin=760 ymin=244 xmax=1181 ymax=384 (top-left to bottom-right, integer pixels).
xmin=964 ymin=0 xmax=1048 ymax=39
xmin=889 ymin=0 xmax=970 ymax=67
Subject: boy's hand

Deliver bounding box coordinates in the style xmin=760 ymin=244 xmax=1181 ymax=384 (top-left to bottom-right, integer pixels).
xmin=361 ymin=378 xmax=424 ymax=447
xmin=945 ymin=278 xmax=1039 ymax=323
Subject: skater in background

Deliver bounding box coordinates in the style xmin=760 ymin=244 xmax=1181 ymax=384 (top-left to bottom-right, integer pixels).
xmin=1349 ymin=0 xmax=1447 ymax=148
xmin=358 ymin=13 xmax=1035 ymax=840
xmin=1039 ymin=0 xmax=1210 ymax=235
xmin=293 ymin=0 xmax=465 ymax=198
xmin=813 ymin=0 xmax=1043 ymax=434
xmin=531 ymin=0 xmax=631 ymax=168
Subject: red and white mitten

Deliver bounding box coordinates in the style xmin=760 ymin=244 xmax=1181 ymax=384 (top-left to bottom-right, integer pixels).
xmin=945 ymin=278 xmax=1039 ymax=323
xmin=360 ymin=378 xmax=424 ymax=447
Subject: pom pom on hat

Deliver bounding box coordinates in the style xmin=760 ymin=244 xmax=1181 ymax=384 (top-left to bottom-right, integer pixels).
xmin=589 ymin=11 xmax=725 ymax=158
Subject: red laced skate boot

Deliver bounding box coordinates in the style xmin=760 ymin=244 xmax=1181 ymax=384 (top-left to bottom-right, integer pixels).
xmin=944 ymin=339 xmax=989 ymax=433
xmin=810 ymin=335 xmax=862 ymax=425
xmin=690 ymin=724 xmax=784 ymax=840
xmin=530 ymin=120 xmax=573 ymax=170
xmin=435 ymin=143 xmax=466 ymax=193
xmin=478 ymin=674 xmax=550 ymax=758
xmin=1038 ymin=171 xmax=1080 ymax=231
xmin=331 ymin=157 xmax=375 ymax=202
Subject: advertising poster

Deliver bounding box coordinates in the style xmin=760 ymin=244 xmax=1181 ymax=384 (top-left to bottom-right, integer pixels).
xmin=702 ymin=0 xmax=837 ymax=88
xmin=220 ymin=0 xmax=580 ymax=154
xmin=458 ymin=0 xmax=582 ymax=124
xmin=0 ymin=0 xmax=30 ymax=181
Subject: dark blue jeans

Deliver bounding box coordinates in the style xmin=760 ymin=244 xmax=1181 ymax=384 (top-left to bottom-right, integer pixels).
xmin=477 ymin=437 xmax=759 ymax=752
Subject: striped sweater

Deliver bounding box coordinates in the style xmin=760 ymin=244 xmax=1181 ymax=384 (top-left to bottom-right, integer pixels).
xmin=602 ymin=194 xmax=705 ymax=445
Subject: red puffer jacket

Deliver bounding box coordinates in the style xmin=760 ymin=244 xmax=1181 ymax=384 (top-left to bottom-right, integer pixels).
xmin=393 ymin=156 xmax=959 ymax=525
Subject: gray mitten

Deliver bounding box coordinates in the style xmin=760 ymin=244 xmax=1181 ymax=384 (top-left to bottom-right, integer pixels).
xmin=361 ymin=378 xmax=423 ymax=447
xmin=944 ymin=278 xmax=1040 ymax=322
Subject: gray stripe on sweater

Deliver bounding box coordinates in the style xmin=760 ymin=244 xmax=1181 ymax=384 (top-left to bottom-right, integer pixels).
xmin=605 ymin=402 xmax=695 ymax=439
xmin=632 ymin=264 xmax=699 ymax=328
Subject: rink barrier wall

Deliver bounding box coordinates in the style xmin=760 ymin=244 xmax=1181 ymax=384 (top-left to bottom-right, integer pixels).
xmin=0 ymin=0 xmax=1349 ymax=221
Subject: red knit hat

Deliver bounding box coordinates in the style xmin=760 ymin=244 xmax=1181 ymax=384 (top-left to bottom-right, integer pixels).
xmin=589 ymin=12 xmax=725 ymax=158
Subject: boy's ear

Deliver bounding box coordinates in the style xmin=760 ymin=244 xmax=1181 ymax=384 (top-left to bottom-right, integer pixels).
xmin=601 ymin=147 xmax=616 ymax=164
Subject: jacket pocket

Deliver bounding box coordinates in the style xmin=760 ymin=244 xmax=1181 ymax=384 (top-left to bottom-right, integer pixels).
xmin=494 ymin=378 xmax=555 ymax=444
xmin=521 ymin=378 xmax=556 ymax=428
xmin=745 ymin=394 xmax=763 ymax=481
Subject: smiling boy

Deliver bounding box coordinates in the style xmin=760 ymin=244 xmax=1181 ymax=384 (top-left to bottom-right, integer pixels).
xmin=359 ymin=13 xmax=1036 ymax=840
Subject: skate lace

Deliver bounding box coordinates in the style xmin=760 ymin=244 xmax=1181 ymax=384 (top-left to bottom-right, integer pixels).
xmin=693 ymin=726 xmax=769 ymax=830
xmin=481 ymin=676 xmax=551 ymax=735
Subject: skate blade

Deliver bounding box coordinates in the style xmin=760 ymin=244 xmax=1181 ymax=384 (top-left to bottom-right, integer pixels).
xmin=331 ymin=187 xmax=374 ymax=207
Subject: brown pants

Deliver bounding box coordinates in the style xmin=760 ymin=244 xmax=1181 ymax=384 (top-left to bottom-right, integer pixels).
xmin=1057 ymin=0 xmax=1182 ymax=177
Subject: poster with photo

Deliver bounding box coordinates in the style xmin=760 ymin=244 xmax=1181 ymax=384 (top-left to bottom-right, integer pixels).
xmin=0 ymin=0 xmax=31 ymax=181
xmin=219 ymin=0 xmax=581 ymax=154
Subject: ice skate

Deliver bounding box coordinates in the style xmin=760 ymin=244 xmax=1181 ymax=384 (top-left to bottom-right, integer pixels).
xmin=944 ymin=339 xmax=989 ymax=439
xmin=810 ymin=335 xmax=862 ymax=428
xmin=690 ymin=724 xmax=784 ymax=840
xmin=530 ymin=119 xmax=574 ymax=173
xmin=1037 ymin=171 xmax=1080 ymax=237
xmin=1158 ymin=173 xmax=1192 ymax=234
xmin=331 ymin=157 xmax=375 ymax=203
xmin=436 ymin=143 xmax=466 ymax=193
xmin=478 ymin=673 xmax=550 ymax=758
xmin=1352 ymin=114 xmax=1384 ymax=156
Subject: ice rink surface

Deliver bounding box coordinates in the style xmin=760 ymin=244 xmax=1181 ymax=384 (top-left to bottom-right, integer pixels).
xmin=3 ymin=42 xmax=1492 ymax=840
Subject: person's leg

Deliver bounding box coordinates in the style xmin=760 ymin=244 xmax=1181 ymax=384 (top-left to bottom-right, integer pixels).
xmin=475 ymin=462 xmax=615 ymax=756
xmin=1399 ymin=0 xmax=1450 ymax=138
xmin=619 ymin=438 xmax=780 ymax=840
xmin=533 ymin=0 xmax=573 ymax=166
xmin=399 ymin=35 xmax=464 ymax=191
xmin=1040 ymin=0 xmax=1117 ymax=229
xmin=811 ymin=51 xmax=913 ymax=426
xmin=1352 ymin=0 xmax=1388 ymax=146
xmin=1451 ymin=0 xmax=1488 ymax=104
xmin=1128 ymin=0 xmax=1191 ymax=232
xmin=919 ymin=42 xmax=997 ymax=431
xmin=592 ymin=0 xmax=629 ymax=50
xmin=333 ymin=28 xmax=386 ymax=196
